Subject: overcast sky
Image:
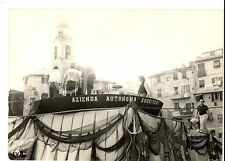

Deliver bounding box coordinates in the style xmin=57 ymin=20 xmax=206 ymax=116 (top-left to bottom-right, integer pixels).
xmin=8 ymin=9 xmax=224 ymax=90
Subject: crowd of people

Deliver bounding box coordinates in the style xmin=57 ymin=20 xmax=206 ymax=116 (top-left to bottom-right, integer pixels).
xmin=48 ymin=65 xmax=154 ymax=99
xmin=48 ymin=63 xmax=96 ymax=97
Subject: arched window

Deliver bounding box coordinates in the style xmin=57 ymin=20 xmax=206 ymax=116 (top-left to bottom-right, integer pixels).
xmin=54 ymin=46 xmax=57 ymax=59
xmin=65 ymin=45 xmax=70 ymax=59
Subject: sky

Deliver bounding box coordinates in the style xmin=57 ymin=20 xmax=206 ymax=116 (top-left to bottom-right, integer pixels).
xmin=8 ymin=9 xmax=224 ymax=91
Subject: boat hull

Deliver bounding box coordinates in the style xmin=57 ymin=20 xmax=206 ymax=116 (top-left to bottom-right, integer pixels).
xmin=34 ymin=94 xmax=163 ymax=116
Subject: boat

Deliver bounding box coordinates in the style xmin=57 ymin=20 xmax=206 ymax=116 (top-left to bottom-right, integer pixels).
xmin=8 ymin=93 xmax=222 ymax=161
xmin=8 ymin=94 xmax=163 ymax=160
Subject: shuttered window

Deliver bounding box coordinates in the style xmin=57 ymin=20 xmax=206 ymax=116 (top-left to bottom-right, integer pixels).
xmin=198 ymin=63 xmax=206 ymax=77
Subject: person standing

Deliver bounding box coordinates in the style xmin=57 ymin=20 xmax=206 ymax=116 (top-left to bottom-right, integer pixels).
xmin=63 ymin=63 xmax=80 ymax=96
xmin=81 ymin=65 xmax=96 ymax=95
xmin=86 ymin=66 xmax=96 ymax=95
xmin=196 ymin=99 xmax=209 ymax=131
xmin=49 ymin=66 xmax=61 ymax=97
xmin=137 ymin=75 xmax=152 ymax=97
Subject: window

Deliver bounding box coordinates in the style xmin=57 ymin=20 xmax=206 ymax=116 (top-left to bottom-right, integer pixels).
xmin=54 ymin=46 xmax=57 ymax=59
xmin=185 ymin=103 xmax=191 ymax=112
xmin=41 ymin=76 xmax=48 ymax=84
xmin=199 ymin=80 xmax=205 ymax=88
xmin=181 ymin=70 xmax=187 ymax=78
xmin=174 ymin=102 xmax=180 ymax=110
xmin=65 ymin=45 xmax=71 ymax=59
xmin=198 ymin=63 xmax=206 ymax=77
xmin=157 ymin=89 xmax=162 ymax=98
xmin=181 ymin=85 xmax=190 ymax=94
xmin=173 ymin=73 xmax=178 ymax=80
xmin=218 ymin=133 xmax=222 ymax=138
xmin=211 ymin=92 xmax=223 ymax=102
xmin=191 ymin=102 xmax=194 ymax=109
xmin=181 ymin=86 xmax=184 ymax=94
xmin=196 ymin=95 xmax=203 ymax=101
xmin=174 ymin=87 xmax=178 ymax=95
xmin=156 ymin=76 xmax=161 ymax=83
xmin=218 ymin=114 xmax=222 ymax=123
xmin=210 ymin=51 xmax=215 ymax=56
xmin=213 ymin=60 xmax=220 ymax=68
xmin=208 ymin=112 xmax=214 ymax=121
xmin=211 ymin=93 xmax=214 ymax=102
xmin=166 ymin=77 xmax=170 ymax=81
xmin=185 ymin=85 xmax=190 ymax=93
xmin=212 ymin=77 xmax=223 ymax=86
xmin=219 ymin=92 xmax=223 ymax=101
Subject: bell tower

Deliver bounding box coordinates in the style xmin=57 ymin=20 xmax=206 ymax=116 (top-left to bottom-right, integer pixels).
xmin=51 ymin=22 xmax=75 ymax=83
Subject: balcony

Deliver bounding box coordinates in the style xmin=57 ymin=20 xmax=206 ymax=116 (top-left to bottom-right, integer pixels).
xmin=171 ymin=92 xmax=190 ymax=100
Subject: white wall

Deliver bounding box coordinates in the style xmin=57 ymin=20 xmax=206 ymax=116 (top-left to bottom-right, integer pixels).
xmin=24 ymin=75 xmax=49 ymax=99
xmin=149 ymin=68 xmax=195 ymax=109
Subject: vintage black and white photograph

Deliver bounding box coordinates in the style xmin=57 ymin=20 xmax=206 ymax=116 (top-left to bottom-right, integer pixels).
xmin=7 ymin=8 xmax=223 ymax=160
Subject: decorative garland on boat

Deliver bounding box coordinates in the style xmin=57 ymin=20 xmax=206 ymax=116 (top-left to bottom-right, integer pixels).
xmin=33 ymin=114 xmax=123 ymax=144
xmin=137 ymin=112 xmax=161 ymax=155
xmin=95 ymin=132 xmax=130 ymax=152
xmin=207 ymin=135 xmax=220 ymax=160
xmin=8 ymin=117 xmax=30 ymax=139
xmin=8 ymin=102 xmax=223 ymax=161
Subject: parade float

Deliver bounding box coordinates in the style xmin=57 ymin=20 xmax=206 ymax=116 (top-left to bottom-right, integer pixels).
xmin=8 ymin=93 xmax=222 ymax=161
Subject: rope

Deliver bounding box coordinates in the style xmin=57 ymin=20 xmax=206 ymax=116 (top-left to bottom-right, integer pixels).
xmin=75 ymin=112 xmax=85 ymax=161
xmin=104 ymin=111 xmax=109 ymax=161
xmin=9 ymin=107 xmax=211 ymax=135
xmin=40 ymin=114 xmax=55 ymax=160
xmin=65 ymin=113 xmax=75 ymax=160
xmin=53 ymin=114 xmax=65 ymax=160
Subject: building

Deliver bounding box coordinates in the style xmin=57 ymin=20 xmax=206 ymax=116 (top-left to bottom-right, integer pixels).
xmin=148 ymin=48 xmax=223 ymax=137
xmin=194 ymin=49 xmax=223 ymax=107
xmin=194 ymin=48 xmax=223 ymax=137
xmin=23 ymin=68 xmax=49 ymax=99
xmin=93 ymin=79 xmax=116 ymax=94
xmin=148 ymin=64 xmax=196 ymax=112
xmin=8 ymin=89 xmax=24 ymax=116
xmin=23 ymin=23 xmax=76 ymax=98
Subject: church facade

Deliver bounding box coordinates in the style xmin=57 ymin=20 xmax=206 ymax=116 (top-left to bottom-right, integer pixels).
xmin=23 ymin=23 xmax=76 ymax=99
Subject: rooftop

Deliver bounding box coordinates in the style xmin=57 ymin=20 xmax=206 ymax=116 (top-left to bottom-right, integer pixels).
xmin=149 ymin=65 xmax=194 ymax=78
xmin=23 ymin=68 xmax=49 ymax=79
xmin=195 ymin=48 xmax=223 ymax=62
